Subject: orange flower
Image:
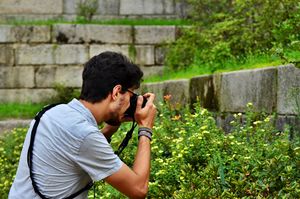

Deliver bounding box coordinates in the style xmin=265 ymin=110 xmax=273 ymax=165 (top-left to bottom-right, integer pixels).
xmin=163 ymin=94 xmax=172 ymax=101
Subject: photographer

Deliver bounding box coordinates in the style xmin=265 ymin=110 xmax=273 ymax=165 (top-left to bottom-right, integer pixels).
xmin=9 ymin=51 xmax=157 ymax=199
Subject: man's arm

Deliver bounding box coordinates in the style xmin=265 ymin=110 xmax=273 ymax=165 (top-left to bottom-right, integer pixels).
xmin=105 ymin=93 xmax=156 ymax=199
xmin=105 ymin=136 xmax=151 ymax=199
xmin=101 ymin=124 xmax=119 ymax=140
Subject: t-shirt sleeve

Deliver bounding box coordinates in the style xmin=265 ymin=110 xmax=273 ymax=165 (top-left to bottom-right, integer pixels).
xmin=76 ymin=132 xmax=123 ymax=181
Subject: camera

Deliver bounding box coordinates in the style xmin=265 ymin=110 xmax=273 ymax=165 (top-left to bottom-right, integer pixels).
xmin=124 ymin=94 xmax=147 ymax=118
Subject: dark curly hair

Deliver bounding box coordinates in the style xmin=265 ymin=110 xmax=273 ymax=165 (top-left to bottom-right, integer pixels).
xmin=79 ymin=51 xmax=143 ymax=103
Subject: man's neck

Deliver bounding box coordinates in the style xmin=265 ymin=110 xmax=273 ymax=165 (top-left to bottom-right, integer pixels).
xmin=79 ymin=99 xmax=109 ymax=124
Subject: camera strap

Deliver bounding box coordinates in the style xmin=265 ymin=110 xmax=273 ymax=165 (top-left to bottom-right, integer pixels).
xmin=115 ymin=121 xmax=137 ymax=155
xmin=27 ymin=103 xmax=93 ymax=199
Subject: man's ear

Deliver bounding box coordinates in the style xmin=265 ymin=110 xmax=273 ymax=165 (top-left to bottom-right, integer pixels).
xmin=111 ymin=85 xmax=122 ymax=100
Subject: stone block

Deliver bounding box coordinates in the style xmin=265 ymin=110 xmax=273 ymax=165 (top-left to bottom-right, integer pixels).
xmin=64 ymin=0 xmax=119 ymax=15
xmin=63 ymin=0 xmax=80 ymax=14
xmin=140 ymin=82 xmax=165 ymax=104
xmin=120 ymin=0 xmax=174 ymax=15
xmin=140 ymin=66 xmax=164 ymax=78
xmin=35 ymin=66 xmax=57 ymax=88
xmin=0 ymin=25 xmax=51 ymax=43
xmin=53 ymin=24 xmax=133 ymax=44
xmin=141 ymin=79 xmax=190 ymax=105
xmin=89 ymin=44 xmax=129 ymax=58
xmin=0 ymin=14 xmax=62 ymax=23
xmin=277 ymin=64 xmax=300 ymax=115
xmin=36 ymin=66 xmax=83 ymax=88
xmin=218 ymin=67 xmax=277 ymax=113
xmin=164 ymin=79 xmax=190 ymax=105
xmin=12 ymin=25 xmax=51 ymax=43
xmin=16 ymin=44 xmax=87 ymax=65
xmin=55 ymin=66 xmax=83 ymax=88
xmin=54 ymin=45 xmax=88 ymax=64
xmin=155 ymin=46 xmax=168 ymax=65
xmin=52 ymin=24 xmax=80 ymax=43
xmin=190 ymin=75 xmax=217 ymax=110
xmin=175 ymin=0 xmax=192 ymax=18
xmin=0 ymin=89 xmax=57 ymax=103
xmin=0 ymin=0 xmax=63 ymax=14
xmin=16 ymin=44 xmax=55 ymax=65
xmin=276 ymin=115 xmax=300 ymax=136
xmin=0 ymin=45 xmax=14 ymax=66
xmin=135 ymin=26 xmax=176 ymax=44
xmin=0 ymin=25 xmax=14 ymax=43
xmin=0 ymin=66 xmax=34 ymax=88
xmin=135 ymin=45 xmax=155 ymax=66
xmin=85 ymin=25 xmax=133 ymax=44
xmin=98 ymin=0 xmax=120 ymax=15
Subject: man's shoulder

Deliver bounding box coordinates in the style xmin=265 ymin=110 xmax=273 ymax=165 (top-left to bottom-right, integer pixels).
xmin=43 ymin=104 xmax=99 ymax=139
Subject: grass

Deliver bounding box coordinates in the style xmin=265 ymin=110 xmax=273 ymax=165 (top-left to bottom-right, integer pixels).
xmin=144 ymin=50 xmax=300 ymax=83
xmin=1 ymin=18 xmax=192 ymax=26
xmin=0 ymin=103 xmax=45 ymax=120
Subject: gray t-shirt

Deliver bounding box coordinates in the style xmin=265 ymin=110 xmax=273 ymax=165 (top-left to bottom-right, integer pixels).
xmin=9 ymin=99 xmax=123 ymax=199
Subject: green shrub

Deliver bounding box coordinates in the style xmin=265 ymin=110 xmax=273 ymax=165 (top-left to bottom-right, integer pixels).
xmin=52 ymin=83 xmax=81 ymax=104
xmin=1 ymin=99 xmax=299 ymax=198
xmin=98 ymin=100 xmax=300 ymax=198
xmin=76 ymin=0 xmax=98 ymax=22
xmin=0 ymin=128 xmax=27 ymax=198
xmin=166 ymin=0 xmax=300 ymax=71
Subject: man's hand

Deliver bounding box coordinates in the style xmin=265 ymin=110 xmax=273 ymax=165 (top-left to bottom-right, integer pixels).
xmin=135 ymin=93 xmax=157 ymax=129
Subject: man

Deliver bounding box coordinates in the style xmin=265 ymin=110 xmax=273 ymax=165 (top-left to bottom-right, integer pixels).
xmin=9 ymin=51 xmax=157 ymax=198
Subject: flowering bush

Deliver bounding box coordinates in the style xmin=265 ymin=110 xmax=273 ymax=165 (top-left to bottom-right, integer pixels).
xmin=0 ymin=128 xmax=27 ymax=197
xmin=101 ymin=100 xmax=300 ymax=198
xmin=1 ymin=99 xmax=299 ymax=198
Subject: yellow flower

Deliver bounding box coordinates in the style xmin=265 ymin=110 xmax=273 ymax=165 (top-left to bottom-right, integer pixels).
xmin=200 ymin=125 xmax=207 ymax=130
xmin=247 ymin=102 xmax=253 ymax=107
xmin=171 ymin=115 xmax=181 ymax=121
xmin=253 ymin=121 xmax=262 ymax=125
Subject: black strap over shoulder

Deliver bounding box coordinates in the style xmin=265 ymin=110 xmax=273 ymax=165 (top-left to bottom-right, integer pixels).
xmin=114 ymin=121 xmax=137 ymax=155
xmin=27 ymin=103 xmax=93 ymax=199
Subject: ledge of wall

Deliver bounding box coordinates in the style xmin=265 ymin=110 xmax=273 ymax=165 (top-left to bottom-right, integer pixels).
xmin=142 ymin=65 xmax=300 ymax=116
xmin=141 ymin=64 xmax=300 ymax=133
xmin=0 ymin=0 xmax=190 ymax=21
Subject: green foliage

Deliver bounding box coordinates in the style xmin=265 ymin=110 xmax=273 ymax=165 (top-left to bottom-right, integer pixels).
xmin=147 ymin=51 xmax=298 ymax=83
xmin=94 ymin=100 xmax=300 ymax=198
xmin=166 ymin=0 xmax=300 ymax=71
xmin=0 ymin=103 xmax=44 ymax=119
xmin=0 ymin=83 xmax=80 ymax=119
xmin=0 ymin=128 xmax=27 ymax=198
xmin=76 ymin=0 xmax=98 ymax=22
xmin=52 ymin=83 xmax=81 ymax=104
xmin=1 ymin=100 xmax=300 ymax=198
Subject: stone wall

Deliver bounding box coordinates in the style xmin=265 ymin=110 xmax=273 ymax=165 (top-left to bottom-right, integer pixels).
xmin=0 ymin=24 xmax=180 ymax=103
xmin=141 ymin=65 xmax=300 ymax=132
xmin=0 ymin=0 xmax=189 ymax=22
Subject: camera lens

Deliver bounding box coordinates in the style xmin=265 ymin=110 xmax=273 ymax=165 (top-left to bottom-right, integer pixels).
xmin=124 ymin=95 xmax=147 ymax=118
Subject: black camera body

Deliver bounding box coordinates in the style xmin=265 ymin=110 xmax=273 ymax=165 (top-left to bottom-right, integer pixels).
xmin=124 ymin=95 xmax=147 ymax=118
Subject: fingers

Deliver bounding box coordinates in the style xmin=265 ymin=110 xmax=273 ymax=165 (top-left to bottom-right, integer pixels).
xmin=143 ymin=93 xmax=155 ymax=104
xmin=134 ymin=93 xmax=157 ymax=128
xmin=135 ymin=95 xmax=143 ymax=112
